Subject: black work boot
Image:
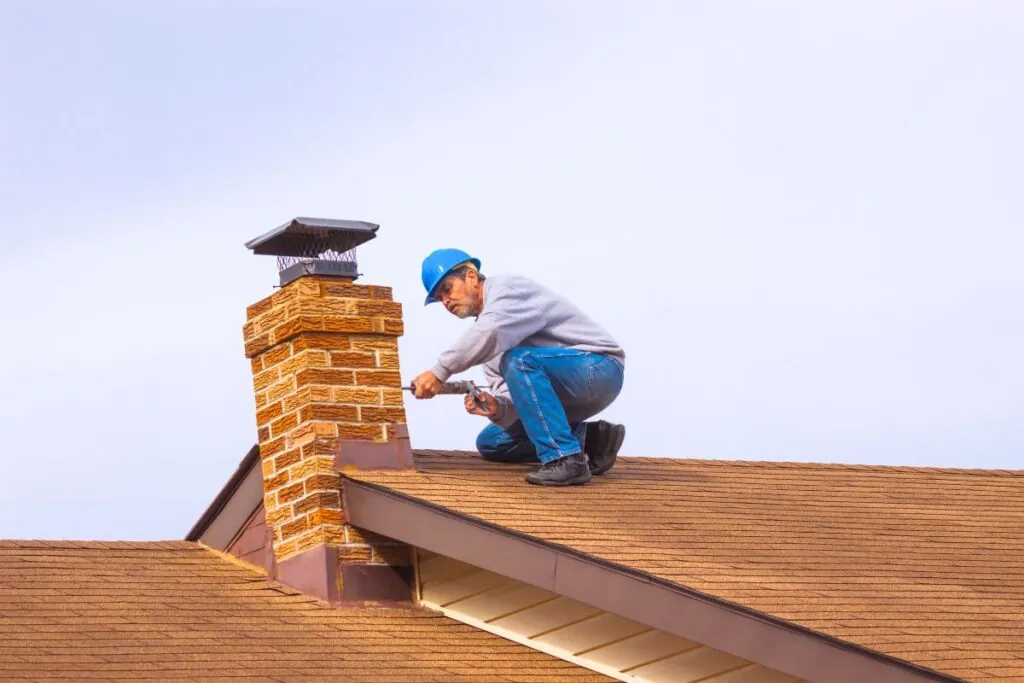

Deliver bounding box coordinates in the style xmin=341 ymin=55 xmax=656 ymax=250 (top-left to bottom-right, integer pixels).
xmin=524 ymin=452 xmax=592 ymax=486
xmin=584 ymin=420 xmax=626 ymax=475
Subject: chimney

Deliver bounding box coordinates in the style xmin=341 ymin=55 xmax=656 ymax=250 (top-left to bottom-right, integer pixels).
xmin=242 ymin=217 xmax=414 ymax=604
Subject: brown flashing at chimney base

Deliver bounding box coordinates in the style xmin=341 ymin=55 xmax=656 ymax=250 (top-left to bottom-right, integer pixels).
xmin=274 ymin=541 xmax=414 ymax=604
xmin=340 ymin=564 xmax=415 ymax=602
xmin=275 ymin=545 xmax=340 ymax=603
xmin=186 ymin=436 xmax=419 ymax=606
xmin=335 ymin=424 xmax=415 ymax=472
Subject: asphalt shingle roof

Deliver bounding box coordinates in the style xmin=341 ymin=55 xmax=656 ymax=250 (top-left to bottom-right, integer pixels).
xmin=0 ymin=540 xmax=610 ymax=682
xmin=350 ymin=451 xmax=1024 ymax=682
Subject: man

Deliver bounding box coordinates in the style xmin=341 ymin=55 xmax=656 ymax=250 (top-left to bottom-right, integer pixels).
xmin=410 ymin=248 xmax=626 ymax=486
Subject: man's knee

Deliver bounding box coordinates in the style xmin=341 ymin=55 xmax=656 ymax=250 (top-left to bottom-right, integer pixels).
xmin=476 ymin=422 xmax=537 ymax=463
xmin=476 ymin=424 xmax=502 ymax=458
xmin=476 ymin=423 xmax=514 ymax=461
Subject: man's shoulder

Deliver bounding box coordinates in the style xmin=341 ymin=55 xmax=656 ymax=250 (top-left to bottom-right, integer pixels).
xmin=486 ymin=272 xmax=547 ymax=293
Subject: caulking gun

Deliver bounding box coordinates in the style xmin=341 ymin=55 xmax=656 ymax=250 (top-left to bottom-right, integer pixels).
xmin=402 ymin=379 xmax=490 ymax=411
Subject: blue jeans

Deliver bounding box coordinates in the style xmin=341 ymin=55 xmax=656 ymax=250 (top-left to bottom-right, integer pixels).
xmin=476 ymin=347 xmax=624 ymax=464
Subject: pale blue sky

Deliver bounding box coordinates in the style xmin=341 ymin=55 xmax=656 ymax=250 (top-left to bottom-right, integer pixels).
xmin=1 ymin=1 xmax=1021 ymax=540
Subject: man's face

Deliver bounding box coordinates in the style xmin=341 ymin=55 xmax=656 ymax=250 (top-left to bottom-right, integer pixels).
xmin=437 ymin=270 xmax=484 ymax=318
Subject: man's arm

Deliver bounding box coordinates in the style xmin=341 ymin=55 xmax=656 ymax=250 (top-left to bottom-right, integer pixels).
xmin=429 ymin=280 xmax=546 ymax=382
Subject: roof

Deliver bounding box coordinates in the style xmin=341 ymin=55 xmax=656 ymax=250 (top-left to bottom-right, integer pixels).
xmin=0 ymin=540 xmax=610 ymax=681
xmin=345 ymin=451 xmax=1024 ymax=682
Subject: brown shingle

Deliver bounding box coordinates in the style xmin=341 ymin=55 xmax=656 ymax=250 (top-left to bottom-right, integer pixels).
xmin=0 ymin=541 xmax=610 ymax=681
xmin=350 ymin=451 xmax=1024 ymax=681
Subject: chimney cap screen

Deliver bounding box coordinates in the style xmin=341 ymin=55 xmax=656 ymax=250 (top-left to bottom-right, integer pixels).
xmin=245 ymin=217 xmax=379 ymax=257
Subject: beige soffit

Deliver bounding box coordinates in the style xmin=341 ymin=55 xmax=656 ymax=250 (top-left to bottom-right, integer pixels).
xmin=416 ymin=548 xmax=803 ymax=683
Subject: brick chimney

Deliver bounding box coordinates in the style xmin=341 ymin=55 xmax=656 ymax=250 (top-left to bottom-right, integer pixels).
xmin=241 ymin=218 xmax=414 ymax=604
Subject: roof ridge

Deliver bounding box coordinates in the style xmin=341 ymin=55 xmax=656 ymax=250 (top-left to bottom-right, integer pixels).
xmin=410 ymin=449 xmax=1024 ymax=476
xmin=0 ymin=540 xmax=202 ymax=549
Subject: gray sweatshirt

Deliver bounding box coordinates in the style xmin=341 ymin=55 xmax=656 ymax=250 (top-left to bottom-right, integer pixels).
xmin=429 ymin=273 xmax=625 ymax=427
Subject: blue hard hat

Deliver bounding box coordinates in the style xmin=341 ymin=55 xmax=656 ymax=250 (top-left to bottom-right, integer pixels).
xmin=421 ymin=248 xmax=481 ymax=305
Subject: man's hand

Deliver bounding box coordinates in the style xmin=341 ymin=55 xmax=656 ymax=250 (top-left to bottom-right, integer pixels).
xmin=464 ymin=391 xmax=499 ymax=418
xmin=411 ymin=370 xmax=443 ymax=399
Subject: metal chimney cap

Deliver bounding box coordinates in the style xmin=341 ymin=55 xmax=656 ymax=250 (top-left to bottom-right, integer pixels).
xmin=244 ymin=217 xmax=379 ymax=257
xmin=246 ymin=217 xmax=380 ymax=286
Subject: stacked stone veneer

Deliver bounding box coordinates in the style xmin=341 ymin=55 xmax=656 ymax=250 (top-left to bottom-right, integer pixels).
xmin=242 ymin=275 xmax=409 ymax=566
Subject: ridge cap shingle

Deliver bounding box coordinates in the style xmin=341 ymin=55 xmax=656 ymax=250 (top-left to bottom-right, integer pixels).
xmin=410 ymin=449 xmax=1024 ymax=476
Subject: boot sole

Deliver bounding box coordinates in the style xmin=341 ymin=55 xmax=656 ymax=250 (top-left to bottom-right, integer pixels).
xmin=590 ymin=424 xmax=626 ymax=476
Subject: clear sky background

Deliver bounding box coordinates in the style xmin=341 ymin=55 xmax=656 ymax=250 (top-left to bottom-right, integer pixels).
xmin=1 ymin=1 xmax=1021 ymax=540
